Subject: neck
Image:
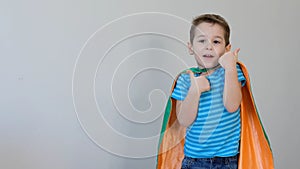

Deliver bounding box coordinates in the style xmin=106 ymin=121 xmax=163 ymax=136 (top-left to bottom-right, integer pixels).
xmin=197 ymin=64 xmax=221 ymax=73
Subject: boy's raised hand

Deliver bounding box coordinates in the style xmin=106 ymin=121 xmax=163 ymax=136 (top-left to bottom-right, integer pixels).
xmin=218 ymin=48 xmax=240 ymax=71
xmin=186 ymin=70 xmax=210 ymax=95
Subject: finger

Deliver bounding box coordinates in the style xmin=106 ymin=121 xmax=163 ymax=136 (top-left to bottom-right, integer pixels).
xmin=233 ymin=48 xmax=240 ymax=56
xmin=186 ymin=70 xmax=194 ymax=79
xmin=199 ymin=75 xmax=211 ymax=88
xmin=186 ymin=70 xmax=198 ymax=87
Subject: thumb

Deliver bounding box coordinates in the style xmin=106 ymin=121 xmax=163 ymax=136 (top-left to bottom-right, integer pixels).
xmin=233 ymin=48 xmax=240 ymax=56
xmin=186 ymin=70 xmax=195 ymax=79
xmin=186 ymin=70 xmax=196 ymax=86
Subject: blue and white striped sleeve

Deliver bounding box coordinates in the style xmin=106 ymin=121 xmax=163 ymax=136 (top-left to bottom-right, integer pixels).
xmin=171 ymin=73 xmax=191 ymax=101
xmin=236 ymin=64 xmax=246 ymax=87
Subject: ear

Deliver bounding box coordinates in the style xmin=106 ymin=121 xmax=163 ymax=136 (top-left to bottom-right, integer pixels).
xmin=225 ymin=44 xmax=231 ymax=52
xmin=187 ymin=42 xmax=194 ymax=55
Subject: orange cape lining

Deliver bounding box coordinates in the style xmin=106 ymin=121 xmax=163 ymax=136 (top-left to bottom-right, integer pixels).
xmin=156 ymin=62 xmax=274 ymax=169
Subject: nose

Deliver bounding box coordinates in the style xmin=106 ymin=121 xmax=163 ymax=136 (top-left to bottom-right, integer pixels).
xmin=206 ymin=42 xmax=213 ymax=50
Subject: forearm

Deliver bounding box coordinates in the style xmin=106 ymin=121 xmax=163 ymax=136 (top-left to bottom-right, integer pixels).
xmin=223 ymin=68 xmax=242 ymax=112
xmin=176 ymin=89 xmax=201 ymax=127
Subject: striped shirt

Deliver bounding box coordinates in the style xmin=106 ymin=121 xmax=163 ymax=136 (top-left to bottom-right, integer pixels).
xmin=171 ymin=64 xmax=246 ymax=158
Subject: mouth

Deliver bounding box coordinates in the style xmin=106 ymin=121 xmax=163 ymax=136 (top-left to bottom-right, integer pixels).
xmin=203 ymin=54 xmax=214 ymax=58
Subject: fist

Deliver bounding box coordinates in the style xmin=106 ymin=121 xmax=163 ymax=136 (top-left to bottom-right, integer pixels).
xmin=187 ymin=70 xmax=210 ymax=94
xmin=218 ymin=48 xmax=240 ymax=70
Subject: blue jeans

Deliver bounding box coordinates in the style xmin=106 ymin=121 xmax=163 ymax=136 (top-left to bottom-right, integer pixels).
xmin=181 ymin=155 xmax=238 ymax=169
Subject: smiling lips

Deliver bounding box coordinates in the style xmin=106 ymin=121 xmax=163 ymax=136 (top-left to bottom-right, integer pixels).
xmin=203 ymin=54 xmax=214 ymax=58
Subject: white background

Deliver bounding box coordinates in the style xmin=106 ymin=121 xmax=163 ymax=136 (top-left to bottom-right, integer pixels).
xmin=1 ymin=0 xmax=299 ymax=168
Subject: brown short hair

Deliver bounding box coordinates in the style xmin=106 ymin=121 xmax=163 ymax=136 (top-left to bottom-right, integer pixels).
xmin=190 ymin=14 xmax=230 ymax=46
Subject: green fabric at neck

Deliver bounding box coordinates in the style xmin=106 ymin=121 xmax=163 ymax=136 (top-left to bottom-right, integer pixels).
xmin=189 ymin=64 xmax=221 ymax=73
xmin=189 ymin=67 xmax=210 ymax=73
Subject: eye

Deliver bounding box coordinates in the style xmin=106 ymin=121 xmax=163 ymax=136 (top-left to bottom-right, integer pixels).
xmin=213 ymin=40 xmax=221 ymax=44
xmin=198 ymin=39 xmax=205 ymax=43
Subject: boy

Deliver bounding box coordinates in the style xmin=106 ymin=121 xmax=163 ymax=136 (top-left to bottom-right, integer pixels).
xmin=156 ymin=14 xmax=274 ymax=169
xmin=175 ymin=13 xmax=243 ymax=169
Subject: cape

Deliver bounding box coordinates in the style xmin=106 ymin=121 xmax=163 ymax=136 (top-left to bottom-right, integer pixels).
xmin=156 ymin=62 xmax=274 ymax=169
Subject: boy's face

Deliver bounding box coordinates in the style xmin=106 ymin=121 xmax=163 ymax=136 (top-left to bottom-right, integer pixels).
xmin=188 ymin=22 xmax=231 ymax=69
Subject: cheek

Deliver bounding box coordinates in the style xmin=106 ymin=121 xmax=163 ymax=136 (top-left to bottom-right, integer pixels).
xmin=216 ymin=48 xmax=226 ymax=56
xmin=194 ymin=55 xmax=203 ymax=62
xmin=193 ymin=45 xmax=205 ymax=53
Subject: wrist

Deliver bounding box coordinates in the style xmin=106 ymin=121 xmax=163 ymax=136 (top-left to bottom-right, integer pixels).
xmin=224 ymin=65 xmax=237 ymax=72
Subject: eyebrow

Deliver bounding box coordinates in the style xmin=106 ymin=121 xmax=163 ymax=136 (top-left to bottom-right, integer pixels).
xmin=196 ymin=35 xmax=223 ymax=39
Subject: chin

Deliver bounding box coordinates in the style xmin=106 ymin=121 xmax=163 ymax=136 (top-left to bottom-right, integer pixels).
xmin=203 ymin=63 xmax=218 ymax=69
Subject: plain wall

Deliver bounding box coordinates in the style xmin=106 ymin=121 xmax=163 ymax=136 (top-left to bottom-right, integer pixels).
xmin=1 ymin=0 xmax=300 ymax=168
